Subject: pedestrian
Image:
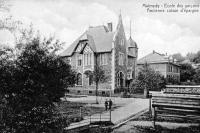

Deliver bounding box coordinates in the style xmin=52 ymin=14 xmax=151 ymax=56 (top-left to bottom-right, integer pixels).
xmin=105 ymin=99 xmax=108 ymax=111
xmin=108 ymin=99 xmax=113 ymax=110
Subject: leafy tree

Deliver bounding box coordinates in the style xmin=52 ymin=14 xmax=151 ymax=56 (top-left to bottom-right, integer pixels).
xmin=131 ymin=63 xmax=166 ymax=97
xmin=0 ymin=0 xmax=9 ymax=11
xmin=193 ymin=67 xmax=200 ymax=84
xmin=84 ymin=64 xmax=109 ymax=104
xmin=186 ymin=52 xmax=196 ymax=62
xmin=180 ymin=63 xmax=196 ymax=82
xmin=0 ymin=37 xmax=76 ymax=132
xmin=193 ymin=51 xmax=200 ymax=63
xmin=172 ymin=53 xmax=185 ymax=62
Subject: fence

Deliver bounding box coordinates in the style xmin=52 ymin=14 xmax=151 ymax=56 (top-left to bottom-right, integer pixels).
xmin=68 ymin=112 xmax=111 ymax=128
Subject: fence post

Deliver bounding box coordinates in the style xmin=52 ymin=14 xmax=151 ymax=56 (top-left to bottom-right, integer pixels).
xmin=109 ymin=108 xmax=111 ymax=122
xmin=90 ymin=114 xmax=91 ymax=124
xmin=149 ymin=93 xmax=152 ymax=118
xmin=153 ymin=107 xmax=156 ymax=129
xmin=80 ymin=107 xmax=82 ymax=118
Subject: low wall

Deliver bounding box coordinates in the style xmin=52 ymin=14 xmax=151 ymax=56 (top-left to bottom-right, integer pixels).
xmin=66 ymin=87 xmax=114 ymax=96
xmin=164 ymin=85 xmax=200 ymax=95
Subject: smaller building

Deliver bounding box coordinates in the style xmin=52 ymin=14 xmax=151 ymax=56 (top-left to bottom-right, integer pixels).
xmin=137 ymin=50 xmax=180 ymax=82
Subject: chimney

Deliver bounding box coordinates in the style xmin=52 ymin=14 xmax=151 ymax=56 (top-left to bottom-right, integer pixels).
xmin=107 ymin=22 xmax=112 ymax=32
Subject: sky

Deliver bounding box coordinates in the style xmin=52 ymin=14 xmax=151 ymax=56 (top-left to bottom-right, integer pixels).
xmin=0 ymin=0 xmax=200 ymax=58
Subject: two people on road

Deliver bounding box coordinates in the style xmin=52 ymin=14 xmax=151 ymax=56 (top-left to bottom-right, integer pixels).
xmin=105 ymin=99 xmax=113 ymax=111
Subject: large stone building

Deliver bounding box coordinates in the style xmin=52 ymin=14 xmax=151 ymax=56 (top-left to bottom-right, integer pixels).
xmin=60 ymin=14 xmax=138 ymax=95
xmin=137 ymin=51 xmax=180 ymax=82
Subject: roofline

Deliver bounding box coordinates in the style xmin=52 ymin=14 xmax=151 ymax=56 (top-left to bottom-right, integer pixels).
xmin=137 ymin=61 xmax=180 ymax=66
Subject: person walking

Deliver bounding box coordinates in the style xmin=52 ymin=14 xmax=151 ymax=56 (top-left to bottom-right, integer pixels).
xmin=108 ymin=99 xmax=113 ymax=110
xmin=105 ymin=99 xmax=108 ymax=111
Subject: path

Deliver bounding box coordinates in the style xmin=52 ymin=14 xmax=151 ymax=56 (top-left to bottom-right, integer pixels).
xmin=65 ymin=98 xmax=149 ymax=130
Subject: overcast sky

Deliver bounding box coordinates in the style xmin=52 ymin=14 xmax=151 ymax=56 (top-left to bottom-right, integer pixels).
xmin=0 ymin=0 xmax=200 ymax=58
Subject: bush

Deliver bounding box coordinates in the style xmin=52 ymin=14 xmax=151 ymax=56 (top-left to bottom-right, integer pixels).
xmin=0 ymin=38 xmax=76 ymax=132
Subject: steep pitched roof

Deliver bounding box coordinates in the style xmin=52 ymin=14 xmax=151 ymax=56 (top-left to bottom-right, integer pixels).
xmin=138 ymin=51 xmax=171 ymax=64
xmin=60 ymin=25 xmax=114 ymax=57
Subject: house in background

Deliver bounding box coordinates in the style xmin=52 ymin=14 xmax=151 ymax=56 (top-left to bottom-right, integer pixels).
xmin=137 ymin=50 xmax=180 ymax=82
xmin=60 ymin=14 xmax=138 ymax=95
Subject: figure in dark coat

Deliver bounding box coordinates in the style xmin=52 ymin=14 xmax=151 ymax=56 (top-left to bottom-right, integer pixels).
xmin=105 ymin=99 xmax=108 ymax=111
xmin=108 ymin=99 xmax=113 ymax=110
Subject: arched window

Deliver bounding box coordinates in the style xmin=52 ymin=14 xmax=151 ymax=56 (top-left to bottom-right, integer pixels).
xmin=77 ymin=73 xmax=82 ymax=85
xmin=89 ymin=74 xmax=93 ymax=85
xmin=117 ymin=72 xmax=124 ymax=87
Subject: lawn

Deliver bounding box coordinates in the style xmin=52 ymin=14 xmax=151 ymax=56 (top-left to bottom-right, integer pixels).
xmin=57 ymin=101 xmax=105 ymax=123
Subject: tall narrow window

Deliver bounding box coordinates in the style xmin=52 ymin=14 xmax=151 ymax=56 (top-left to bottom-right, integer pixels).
xmin=89 ymin=74 xmax=93 ymax=85
xmin=121 ymin=39 xmax=124 ymax=46
xmin=119 ymin=53 xmax=124 ymax=65
xmin=77 ymin=55 xmax=82 ymax=66
xmin=117 ymin=72 xmax=124 ymax=87
xmin=77 ymin=73 xmax=82 ymax=85
xmin=100 ymin=53 xmax=108 ymax=65
xmin=84 ymin=53 xmax=92 ymax=66
xmin=89 ymin=53 xmax=92 ymax=65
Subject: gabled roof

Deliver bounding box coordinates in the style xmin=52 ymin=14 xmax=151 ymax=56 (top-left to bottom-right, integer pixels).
xmin=60 ymin=25 xmax=114 ymax=57
xmin=138 ymin=51 xmax=174 ymax=64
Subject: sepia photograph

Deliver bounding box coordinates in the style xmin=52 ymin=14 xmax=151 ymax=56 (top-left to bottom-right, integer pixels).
xmin=0 ymin=0 xmax=200 ymax=132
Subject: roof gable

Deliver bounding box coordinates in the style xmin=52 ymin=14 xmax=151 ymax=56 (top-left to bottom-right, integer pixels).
xmin=60 ymin=26 xmax=113 ymax=57
xmin=138 ymin=51 xmax=169 ymax=64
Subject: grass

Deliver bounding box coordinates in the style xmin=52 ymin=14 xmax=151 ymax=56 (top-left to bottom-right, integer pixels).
xmin=57 ymin=101 xmax=105 ymax=123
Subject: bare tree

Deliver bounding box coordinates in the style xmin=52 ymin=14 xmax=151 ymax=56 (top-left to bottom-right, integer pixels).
xmin=84 ymin=62 xmax=109 ymax=104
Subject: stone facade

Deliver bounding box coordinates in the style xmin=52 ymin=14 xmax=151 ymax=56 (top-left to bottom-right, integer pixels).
xmin=60 ymin=14 xmax=138 ymax=95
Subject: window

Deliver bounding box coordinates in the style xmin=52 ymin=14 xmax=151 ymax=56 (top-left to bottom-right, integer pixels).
xmin=100 ymin=53 xmax=108 ymax=65
xmin=117 ymin=72 xmax=124 ymax=87
xmin=127 ymin=69 xmax=132 ymax=79
xmin=84 ymin=53 xmax=92 ymax=66
xmin=121 ymin=39 xmax=124 ymax=46
xmin=77 ymin=55 xmax=82 ymax=66
xmin=77 ymin=73 xmax=82 ymax=85
xmin=89 ymin=74 xmax=93 ymax=85
xmin=119 ymin=53 xmax=124 ymax=65
xmin=168 ymin=65 xmax=173 ymax=72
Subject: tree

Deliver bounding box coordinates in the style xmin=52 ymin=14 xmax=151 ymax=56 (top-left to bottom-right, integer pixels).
xmin=0 ymin=37 xmax=76 ymax=132
xmin=180 ymin=63 xmax=196 ymax=82
xmin=131 ymin=63 xmax=166 ymax=97
xmin=193 ymin=51 xmax=200 ymax=63
xmin=186 ymin=52 xmax=196 ymax=62
xmin=84 ymin=64 xmax=109 ymax=104
xmin=0 ymin=0 xmax=10 ymax=11
xmin=172 ymin=53 xmax=185 ymax=62
xmin=193 ymin=67 xmax=200 ymax=84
